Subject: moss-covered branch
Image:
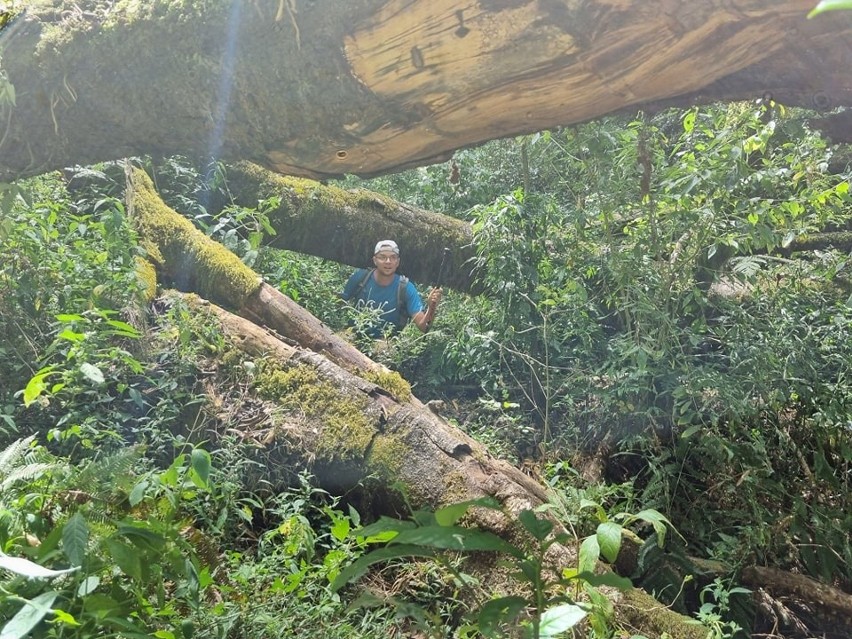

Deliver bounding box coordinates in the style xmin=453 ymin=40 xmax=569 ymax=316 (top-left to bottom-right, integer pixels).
xmin=219 ymin=162 xmax=478 ymax=293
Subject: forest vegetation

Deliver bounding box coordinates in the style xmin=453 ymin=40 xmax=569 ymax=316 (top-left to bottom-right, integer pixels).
xmin=2 ymin=100 xmax=851 ymax=638
xmin=2 ymin=2 xmax=852 ymax=639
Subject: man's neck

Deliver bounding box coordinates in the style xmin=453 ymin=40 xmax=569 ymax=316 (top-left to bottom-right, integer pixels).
xmin=373 ymin=270 xmax=396 ymax=286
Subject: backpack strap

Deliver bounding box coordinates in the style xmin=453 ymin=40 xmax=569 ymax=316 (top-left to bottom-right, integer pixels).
xmin=351 ymin=268 xmax=375 ymax=300
xmin=396 ymin=275 xmax=410 ymax=328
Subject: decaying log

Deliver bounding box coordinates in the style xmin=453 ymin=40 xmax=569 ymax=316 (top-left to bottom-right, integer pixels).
xmin=742 ymin=565 xmax=852 ymax=637
xmin=173 ymin=290 xmax=705 ymax=639
xmin=219 ymin=162 xmax=478 ymax=293
xmin=3 ymin=1 xmax=852 ymax=182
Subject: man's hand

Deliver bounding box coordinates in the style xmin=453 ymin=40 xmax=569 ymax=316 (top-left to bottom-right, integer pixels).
xmin=414 ymin=287 xmax=443 ymax=333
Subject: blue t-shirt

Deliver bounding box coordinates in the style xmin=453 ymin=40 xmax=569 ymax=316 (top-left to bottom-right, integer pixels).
xmin=342 ymin=269 xmax=424 ymax=336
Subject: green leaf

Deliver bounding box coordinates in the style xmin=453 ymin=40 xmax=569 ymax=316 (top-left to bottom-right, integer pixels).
xmin=434 ymin=497 xmax=501 ymax=527
xmin=331 ymin=544 xmax=436 ymax=591
xmin=190 ymin=448 xmax=211 ymax=489
xmin=57 ymin=329 xmax=86 ymax=342
xmin=596 ymin=522 xmax=622 ymax=563
xmin=117 ymin=523 xmax=166 ymax=551
xmin=105 ymin=319 xmax=140 ymax=337
xmin=539 ymin=603 xmax=587 ymax=638
xmin=579 ymin=499 xmax=606 ymax=522
xmin=50 ymin=608 xmax=80 ymax=627
xmin=79 ymin=362 xmax=105 ymax=384
xmin=624 ymin=509 xmax=674 ymax=547
xmin=105 ymin=538 xmax=142 ymax=581
xmin=477 ymin=596 xmax=527 ymax=637
xmin=578 ymin=535 xmax=600 ymax=574
xmin=572 ymin=570 xmax=633 ymax=590
xmin=391 ymin=525 xmax=524 ymax=557
xmin=81 ymin=594 xmax=121 ymax=615
xmin=681 ymin=425 xmax=701 ymax=439
xmin=77 ymin=575 xmax=100 ymax=597
xmin=808 ymin=0 xmax=852 ymax=18
xmin=62 ymin=512 xmax=89 ymax=567
xmin=160 ymin=454 xmax=185 ymax=488
xmin=22 ymin=367 xmax=57 ymax=407
xmin=0 ymin=592 xmax=58 ymax=639
xmin=355 ymin=515 xmax=415 ymax=540
xmin=329 ymin=515 xmax=350 ymax=542
xmin=518 ymin=509 xmax=553 ymax=542
xmin=0 ymin=554 xmax=78 ymax=579
xmin=129 ymin=479 xmax=148 ymax=507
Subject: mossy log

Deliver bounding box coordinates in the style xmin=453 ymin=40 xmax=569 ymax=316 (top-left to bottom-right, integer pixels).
xmin=613 ymin=534 xmax=852 ymax=638
xmin=218 ymin=162 xmax=478 ymax=293
xmin=3 ymin=1 xmax=852 ymax=182
xmin=173 ymin=290 xmax=705 ymax=639
xmin=128 ymin=166 xmax=378 ymax=376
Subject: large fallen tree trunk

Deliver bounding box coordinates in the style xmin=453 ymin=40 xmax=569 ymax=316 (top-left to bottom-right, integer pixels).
xmin=129 ymin=165 xmax=708 ymax=637
xmin=168 ymin=291 xmax=708 ymax=639
xmin=219 ymin=161 xmax=478 ymax=293
xmin=2 ymin=1 xmax=852 ymax=182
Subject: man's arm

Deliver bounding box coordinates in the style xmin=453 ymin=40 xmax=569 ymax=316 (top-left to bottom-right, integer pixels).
xmin=412 ymin=287 xmax=442 ymax=333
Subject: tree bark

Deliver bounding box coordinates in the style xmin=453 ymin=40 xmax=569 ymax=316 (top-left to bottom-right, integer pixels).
xmin=741 ymin=565 xmax=852 ymax=637
xmin=2 ymin=1 xmax=852 ymax=182
xmin=220 ymin=161 xmax=478 ymax=292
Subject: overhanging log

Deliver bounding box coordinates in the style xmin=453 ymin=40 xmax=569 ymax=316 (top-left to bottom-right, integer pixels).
xmin=2 ymin=1 xmax=852 ymax=182
xmin=128 ymin=166 xmax=379 ymax=376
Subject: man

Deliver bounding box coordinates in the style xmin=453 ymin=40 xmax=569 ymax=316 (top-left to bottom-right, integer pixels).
xmin=341 ymin=240 xmax=442 ymax=338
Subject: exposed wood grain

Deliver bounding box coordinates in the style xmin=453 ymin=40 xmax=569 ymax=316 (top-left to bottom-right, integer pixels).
xmin=1 ymin=1 xmax=851 ymax=181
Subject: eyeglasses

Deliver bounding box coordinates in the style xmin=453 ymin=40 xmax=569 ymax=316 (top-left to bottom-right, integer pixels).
xmin=375 ymin=254 xmax=399 ymax=262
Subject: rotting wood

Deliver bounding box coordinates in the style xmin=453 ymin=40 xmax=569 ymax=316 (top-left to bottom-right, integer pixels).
xmin=2 ymin=1 xmax=852 ymax=182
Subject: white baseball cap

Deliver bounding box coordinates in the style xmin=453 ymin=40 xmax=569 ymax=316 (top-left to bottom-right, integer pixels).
xmin=374 ymin=240 xmax=399 ymax=255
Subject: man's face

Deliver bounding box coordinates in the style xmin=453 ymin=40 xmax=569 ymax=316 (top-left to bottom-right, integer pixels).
xmin=373 ymin=251 xmax=399 ymax=275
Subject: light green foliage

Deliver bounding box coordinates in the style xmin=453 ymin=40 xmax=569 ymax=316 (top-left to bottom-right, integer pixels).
xmin=693 ymin=578 xmax=751 ymax=639
xmin=0 ymin=171 xmax=142 ymax=334
xmin=343 ymin=103 xmax=852 ymax=625
xmin=0 ymin=437 xmax=212 ymax=639
xmin=332 ymin=498 xmax=640 ymax=638
xmin=201 ymin=474 xmax=401 ymax=639
xmin=808 ymin=0 xmax=852 ymax=18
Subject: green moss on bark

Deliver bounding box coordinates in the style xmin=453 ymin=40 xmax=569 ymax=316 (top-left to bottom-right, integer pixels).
xmin=362 ymin=369 xmax=412 ymax=402
xmin=366 ymin=434 xmax=408 ymax=478
xmin=130 ymin=168 xmax=260 ymax=306
xmin=255 ymin=363 xmax=376 ymax=465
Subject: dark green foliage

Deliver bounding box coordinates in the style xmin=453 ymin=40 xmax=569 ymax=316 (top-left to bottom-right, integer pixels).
xmin=341 ymin=103 xmax=852 ymax=603
xmin=2 ymin=98 xmax=851 ymax=638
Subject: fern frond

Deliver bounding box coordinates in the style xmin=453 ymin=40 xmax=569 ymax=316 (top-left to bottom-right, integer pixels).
xmin=0 ymin=435 xmax=35 ymax=476
xmin=74 ymin=445 xmax=143 ymax=493
xmin=0 ymin=462 xmax=55 ymax=492
xmin=730 ymin=255 xmax=767 ymax=279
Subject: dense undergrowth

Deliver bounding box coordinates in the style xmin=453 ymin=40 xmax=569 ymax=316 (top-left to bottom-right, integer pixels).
xmin=0 ymin=102 xmax=850 ymax=638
